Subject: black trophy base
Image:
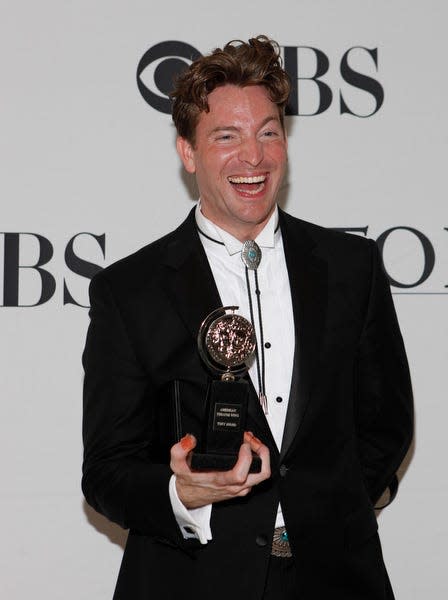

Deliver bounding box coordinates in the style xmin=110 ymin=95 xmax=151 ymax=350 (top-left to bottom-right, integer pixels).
xmin=191 ymin=451 xmax=262 ymax=473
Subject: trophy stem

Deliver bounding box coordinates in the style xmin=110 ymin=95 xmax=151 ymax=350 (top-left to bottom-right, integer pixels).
xmin=221 ymin=371 xmax=235 ymax=382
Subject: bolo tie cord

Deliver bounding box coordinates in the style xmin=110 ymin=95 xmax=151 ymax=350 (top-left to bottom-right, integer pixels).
xmin=244 ymin=266 xmax=268 ymax=414
xmin=196 ymin=224 xmax=273 ymax=415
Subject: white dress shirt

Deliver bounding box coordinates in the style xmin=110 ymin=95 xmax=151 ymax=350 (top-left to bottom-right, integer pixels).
xmin=169 ymin=203 xmax=295 ymax=543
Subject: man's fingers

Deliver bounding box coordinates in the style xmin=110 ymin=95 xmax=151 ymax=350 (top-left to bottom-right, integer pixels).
xmin=180 ymin=434 xmax=196 ymax=452
xmin=206 ymin=443 xmax=252 ymax=487
xmin=244 ymin=431 xmax=263 ymax=452
xmin=216 ymin=438 xmax=271 ymax=487
xmin=237 ymin=487 xmax=251 ymax=497
xmin=170 ymin=434 xmax=196 ymax=473
xmin=171 ymin=432 xmax=271 ymax=508
xmin=255 ymin=440 xmax=271 ymax=479
xmin=242 ymin=431 xmax=271 ymax=483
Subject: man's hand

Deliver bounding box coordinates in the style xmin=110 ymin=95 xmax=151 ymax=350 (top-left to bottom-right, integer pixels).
xmin=170 ymin=432 xmax=271 ymax=509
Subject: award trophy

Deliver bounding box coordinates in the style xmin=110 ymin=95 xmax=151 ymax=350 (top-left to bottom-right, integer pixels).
xmin=191 ymin=306 xmax=261 ymax=473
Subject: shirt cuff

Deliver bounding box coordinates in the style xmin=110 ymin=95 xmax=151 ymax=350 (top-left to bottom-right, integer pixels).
xmin=168 ymin=475 xmax=212 ymax=544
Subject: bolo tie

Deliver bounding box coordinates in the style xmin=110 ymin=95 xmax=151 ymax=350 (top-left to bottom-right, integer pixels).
xmin=197 ymin=227 xmax=275 ymax=415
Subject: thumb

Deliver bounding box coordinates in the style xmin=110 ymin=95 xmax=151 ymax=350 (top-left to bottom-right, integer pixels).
xmin=170 ymin=433 xmax=196 ymax=462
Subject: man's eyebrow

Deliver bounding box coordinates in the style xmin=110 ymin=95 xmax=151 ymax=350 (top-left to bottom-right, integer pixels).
xmin=208 ymin=116 xmax=281 ymax=136
xmin=258 ymin=116 xmax=281 ymax=129
xmin=209 ymin=126 xmax=240 ymax=135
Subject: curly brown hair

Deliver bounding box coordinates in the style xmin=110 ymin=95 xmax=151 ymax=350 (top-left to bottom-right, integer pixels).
xmin=171 ymin=35 xmax=290 ymax=146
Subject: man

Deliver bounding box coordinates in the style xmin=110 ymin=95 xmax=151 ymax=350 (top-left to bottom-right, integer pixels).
xmin=82 ymin=36 xmax=413 ymax=599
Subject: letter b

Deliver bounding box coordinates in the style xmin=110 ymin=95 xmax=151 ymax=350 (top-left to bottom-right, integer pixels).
xmin=1 ymin=233 xmax=56 ymax=306
xmin=283 ymin=46 xmax=333 ymax=116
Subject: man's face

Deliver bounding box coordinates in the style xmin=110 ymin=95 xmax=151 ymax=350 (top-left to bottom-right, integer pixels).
xmin=177 ymin=84 xmax=288 ymax=241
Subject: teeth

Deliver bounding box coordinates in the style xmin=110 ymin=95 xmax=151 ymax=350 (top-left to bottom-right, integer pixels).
xmin=228 ymin=175 xmax=266 ymax=184
xmin=241 ymin=183 xmax=265 ymax=195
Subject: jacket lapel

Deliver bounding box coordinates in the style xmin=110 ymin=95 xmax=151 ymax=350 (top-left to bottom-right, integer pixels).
xmin=159 ymin=209 xmax=275 ymax=446
xmin=160 ymin=209 xmax=222 ymax=341
xmin=279 ymin=211 xmax=328 ymax=461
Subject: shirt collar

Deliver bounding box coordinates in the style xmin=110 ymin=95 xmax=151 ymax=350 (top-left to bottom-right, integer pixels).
xmin=195 ymin=201 xmax=280 ymax=256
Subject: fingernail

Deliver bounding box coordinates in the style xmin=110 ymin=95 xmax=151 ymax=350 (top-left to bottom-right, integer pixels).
xmin=180 ymin=434 xmax=195 ymax=451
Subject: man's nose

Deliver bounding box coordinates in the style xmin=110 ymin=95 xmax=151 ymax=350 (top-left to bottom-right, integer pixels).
xmin=238 ymin=137 xmax=264 ymax=166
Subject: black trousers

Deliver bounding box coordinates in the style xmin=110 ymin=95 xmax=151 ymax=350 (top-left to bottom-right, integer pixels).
xmin=263 ymin=556 xmax=298 ymax=600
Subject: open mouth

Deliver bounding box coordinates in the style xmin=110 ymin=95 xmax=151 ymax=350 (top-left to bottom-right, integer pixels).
xmin=227 ymin=174 xmax=267 ymax=196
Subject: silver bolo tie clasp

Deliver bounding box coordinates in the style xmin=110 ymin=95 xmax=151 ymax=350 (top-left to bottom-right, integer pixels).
xmin=241 ymin=240 xmax=262 ymax=270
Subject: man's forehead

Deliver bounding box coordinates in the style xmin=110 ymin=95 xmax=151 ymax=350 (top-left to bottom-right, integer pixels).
xmin=197 ymin=84 xmax=281 ymax=128
xmin=206 ymin=84 xmax=274 ymax=107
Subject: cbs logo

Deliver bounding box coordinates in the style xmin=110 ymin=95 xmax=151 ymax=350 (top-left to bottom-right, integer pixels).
xmin=137 ymin=41 xmax=201 ymax=114
xmin=137 ymin=40 xmax=384 ymax=118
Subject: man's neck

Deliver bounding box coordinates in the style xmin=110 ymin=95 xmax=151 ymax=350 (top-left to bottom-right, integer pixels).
xmin=198 ymin=204 xmax=277 ymax=242
xmin=195 ymin=202 xmax=279 ymax=256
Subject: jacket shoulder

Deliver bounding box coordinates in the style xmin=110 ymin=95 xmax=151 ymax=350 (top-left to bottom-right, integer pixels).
xmin=90 ymin=211 xmax=195 ymax=299
xmin=281 ymin=211 xmax=375 ymax=258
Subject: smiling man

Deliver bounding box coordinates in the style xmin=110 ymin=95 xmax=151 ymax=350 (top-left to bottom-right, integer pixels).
xmin=176 ymin=84 xmax=287 ymax=241
xmin=82 ymin=36 xmax=413 ymax=600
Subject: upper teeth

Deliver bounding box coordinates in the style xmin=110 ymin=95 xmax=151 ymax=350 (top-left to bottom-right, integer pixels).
xmin=228 ymin=175 xmax=266 ymax=184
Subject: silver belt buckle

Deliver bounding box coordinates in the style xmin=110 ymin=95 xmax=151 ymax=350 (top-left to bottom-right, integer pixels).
xmin=271 ymin=526 xmax=292 ymax=557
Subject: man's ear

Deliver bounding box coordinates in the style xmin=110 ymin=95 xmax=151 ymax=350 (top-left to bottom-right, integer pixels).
xmin=176 ymin=137 xmax=196 ymax=174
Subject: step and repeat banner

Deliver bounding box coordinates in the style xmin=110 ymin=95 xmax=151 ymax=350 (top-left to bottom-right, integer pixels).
xmin=1 ymin=1 xmax=446 ymax=598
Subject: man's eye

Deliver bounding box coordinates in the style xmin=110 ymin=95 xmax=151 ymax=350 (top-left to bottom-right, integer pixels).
xmin=262 ymin=130 xmax=278 ymax=138
xmin=216 ymin=134 xmax=234 ymax=141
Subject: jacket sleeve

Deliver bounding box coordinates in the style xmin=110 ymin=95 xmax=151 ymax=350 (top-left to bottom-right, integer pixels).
xmin=81 ymin=272 xmax=187 ymax=546
xmin=355 ymin=240 xmax=414 ymax=506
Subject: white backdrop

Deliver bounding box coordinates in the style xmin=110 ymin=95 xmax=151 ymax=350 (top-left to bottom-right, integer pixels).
xmin=1 ymin=1 xmax=447 ymax=598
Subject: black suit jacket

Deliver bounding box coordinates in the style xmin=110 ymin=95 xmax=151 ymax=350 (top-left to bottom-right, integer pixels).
xmin=82 ymin=208 xmax=413 ymax=600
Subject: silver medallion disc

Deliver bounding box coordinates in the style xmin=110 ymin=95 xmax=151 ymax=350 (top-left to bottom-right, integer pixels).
xmin=206 ymin=313 xmax=255 ymax=367
xmin=198 ymin=307 xmax=256 ymax=378
xmin=241 ymin=240 xmax=262 ymax=270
